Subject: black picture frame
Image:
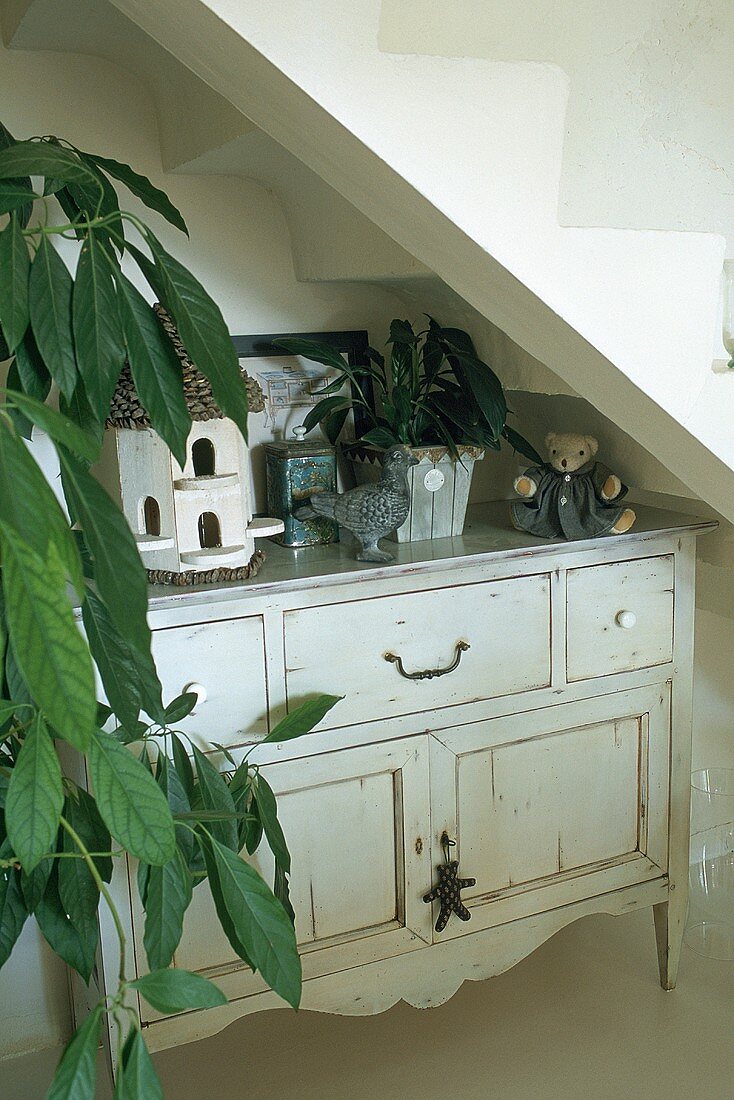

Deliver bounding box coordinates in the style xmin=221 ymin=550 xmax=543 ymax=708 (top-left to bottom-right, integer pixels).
xmin=231 ymin=329 xmax=374 ymax=439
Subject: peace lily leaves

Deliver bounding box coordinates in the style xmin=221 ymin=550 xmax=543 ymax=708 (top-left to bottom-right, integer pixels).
xmin=0 ymin=839 xmax=29 ymax=968
xmin=88 ymin=730 xmax=175 ymax=866
xmin=5 ymin=714 xmax=63 ymax=872
xmin=260 ymin=694 xmax=342 ymax=746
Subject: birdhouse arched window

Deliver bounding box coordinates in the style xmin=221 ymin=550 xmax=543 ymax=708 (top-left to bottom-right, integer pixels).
xmin=198 ymin=511 xmax=222 ymax=549
xmin=192 ymin=437 xmax=216 ymax=476
xmin=143 ymin=496 xmax=161 ymax=536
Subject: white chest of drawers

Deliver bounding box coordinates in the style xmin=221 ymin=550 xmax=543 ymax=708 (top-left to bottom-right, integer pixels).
xmin=81 ymin=502 xmax=714 ymax=1054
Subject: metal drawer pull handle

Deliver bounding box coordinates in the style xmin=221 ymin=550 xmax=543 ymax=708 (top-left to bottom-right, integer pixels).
xmin=615 ymin=610 xmax=637 ymax=630
xmin=384 ymin=641 xmax=470 ymax=681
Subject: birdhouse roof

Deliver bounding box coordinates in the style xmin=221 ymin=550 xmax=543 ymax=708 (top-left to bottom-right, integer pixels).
xmin=106 ymin=304 xmax=264 ymax=429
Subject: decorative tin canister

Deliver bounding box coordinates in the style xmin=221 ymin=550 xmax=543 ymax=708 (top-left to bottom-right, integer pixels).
xmin=264 ymin=427 xmax=339 ymax=547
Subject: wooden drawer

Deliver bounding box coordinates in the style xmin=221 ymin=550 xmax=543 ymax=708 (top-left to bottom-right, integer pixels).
xmin=566 ymin=555 xmax=674 ymax=682
xmin=150 ymin=615 xmax=268 ymax=749
xmin=284 ymin=574 xmax=551 ymax=728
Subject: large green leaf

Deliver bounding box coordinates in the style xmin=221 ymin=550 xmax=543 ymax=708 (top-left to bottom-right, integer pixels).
xmin=140 ymin=233 xmax=248 ymax=440
xmin=0 ymin=416 xmax=83 ymax=594
xmin=275 ymin=338 xmax=351 ymax=375
xmin=68 ymin=787 xmax=113 ymax=883
xmin=88 ymin=729 xmax=175 ymax=865
xmin=0 ymin=214 xmax=30 ymax=352
xmin=170 ymin=733 xmax=195 ymax=800
xmin=46 ymin=1004 xmax=102 ymax=1100
xmin=5 ymin=714 xmax=63 ymax=872
xmin=58 ymin=379 xmax=104 ymax=445
xmin=0 ymin=123 xmax=32 ymax=227
xmin=157 ymin=755 xmax=194 ymax=862
xmin=0 ymin=180 xmax=36 ymax=217
xmin=82 ymin=151 xmax=188 ymax=236
xmin=0 ymin=140 xmax=96 ymax=187
xmin=260 ymin=694 xmax=341 ymax=746
xmin=13 ymin=329 xmax=52 ymax=405
xmin=36 ymin=864 xmax=98 ymax=983
xmin=116 ymin=1028 xmax=163 ymax=1100
xmin=28 ymin=236 xmax=77 ymax=400
xmin=501 ymin=424 xmax=543 ymax=465
xmin=0 ymin=531 xmax=94 ymax=750
xmin=0 ymin=839 xmax=28 ymax=968
xmin=58 ymin=793 xmax=108 ymax=948
xmin=302 ymin=396 xmax=351 ymax=435
xmin=72 ymin=231 xmax=125 ymax=420
xmin=4 ymin=390 xmax=98 ymax=463
xmin=204 ymin=835 xmax=301 ymax=1008
xmin=140 ymin=845 xmax=192 ymax=971
xmin=58 ymin=449 xmax=159 ymax=699
xmin=81 ymin=588 xmax=142 ymax=729
xmin=130 ymin=968 xmax=227 ymax=1015
xmin=20 ymin=856 xmax=53 ymax=913
xmin=252 ymin=774 xmax=289 ymax=874
xmin=114 ymin=270 xmax=190 ymax=465
xmin=192 ymin=746 xmax=238 ymax=852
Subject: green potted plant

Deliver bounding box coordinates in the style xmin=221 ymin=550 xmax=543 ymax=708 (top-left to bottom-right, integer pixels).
xmin=278 ymin=319 xmax=540 ymax=542
xmin=0 ymin=124 xmax=338 ymax=1097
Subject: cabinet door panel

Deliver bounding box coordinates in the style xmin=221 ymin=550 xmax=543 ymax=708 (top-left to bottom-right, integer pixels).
xmin=431 ymin=686 xmax=670 ymax=940
xmin=133 ymin=737 xmax=432 ymax=1021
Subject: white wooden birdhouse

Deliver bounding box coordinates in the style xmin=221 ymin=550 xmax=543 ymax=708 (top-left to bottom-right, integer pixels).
xmin=105 ymin=307 xmax=282 ymax=583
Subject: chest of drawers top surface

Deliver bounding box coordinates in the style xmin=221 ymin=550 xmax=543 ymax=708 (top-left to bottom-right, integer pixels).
xmin=140 ymin=499 xmax=714 ymax=620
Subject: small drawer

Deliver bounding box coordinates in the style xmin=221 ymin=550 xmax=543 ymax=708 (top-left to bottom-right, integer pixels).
xmin=150 ymin=615 xmax=268 ymax=749
xmin=566 ymin=555 xmax=674 ymax=682
xmin=284 ymin=574 xmax=551 ymax=729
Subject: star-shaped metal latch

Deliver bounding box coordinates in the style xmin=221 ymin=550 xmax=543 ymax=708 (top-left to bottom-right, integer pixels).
xmin=423 ymin=833 xmax=476 ymax=933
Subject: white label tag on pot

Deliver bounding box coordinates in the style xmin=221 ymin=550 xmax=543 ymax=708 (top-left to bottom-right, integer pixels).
xmin=423 ymin=469 xmax=445 ymax=493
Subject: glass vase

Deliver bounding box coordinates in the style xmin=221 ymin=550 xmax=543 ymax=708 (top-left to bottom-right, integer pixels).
xmin=685 ymin=768 xmax=734 ymax=960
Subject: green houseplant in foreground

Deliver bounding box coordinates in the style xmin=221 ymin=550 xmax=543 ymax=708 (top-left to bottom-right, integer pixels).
xmin=0 ymin=123 xmax=339 ymax=1098
xmin=279 ymin=320 xmax=541 ymax=541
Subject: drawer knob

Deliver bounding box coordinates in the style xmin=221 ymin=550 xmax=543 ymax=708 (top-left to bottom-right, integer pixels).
xmin=615 ymin=610 xmax=637 ymax=630
xmin=384 ymin=640 xmax=470 ymax=681
xmin=183 ymin=682 xmax=207 ymax=711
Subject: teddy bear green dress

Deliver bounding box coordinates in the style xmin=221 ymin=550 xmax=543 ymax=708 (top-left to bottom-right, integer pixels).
xmin=510 ymin=459 xmax=630 ymax=541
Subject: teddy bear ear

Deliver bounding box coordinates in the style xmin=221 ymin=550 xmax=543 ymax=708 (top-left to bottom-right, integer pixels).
xmin=585 ymin=436 xmax=599 ymax=457
xmin=544 ymin=432 xmax=557 ymax=449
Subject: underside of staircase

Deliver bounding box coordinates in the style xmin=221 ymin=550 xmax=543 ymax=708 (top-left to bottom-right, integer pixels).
xmin=4 ymin=0 xmax=732 ymax=521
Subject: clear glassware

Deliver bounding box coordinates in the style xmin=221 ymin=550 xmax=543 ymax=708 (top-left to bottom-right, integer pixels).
xmin=723 ymin=261 xmax=734 ymax=370
xmin=685 ymin=768 xmax=734 ymax=960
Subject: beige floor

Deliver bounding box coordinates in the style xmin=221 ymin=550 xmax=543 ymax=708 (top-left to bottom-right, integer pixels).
xmin=2 ymin=909 xmax=733 ymax=1099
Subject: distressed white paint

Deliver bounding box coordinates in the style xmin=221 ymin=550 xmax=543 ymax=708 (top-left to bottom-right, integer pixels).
xmin=83 ymin=502 xmax=710 ymax=1058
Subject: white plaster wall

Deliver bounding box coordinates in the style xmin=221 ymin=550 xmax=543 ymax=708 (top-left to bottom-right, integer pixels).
xmin=0 ymin=39 xmax=414 ymax=1060
xmin=380 ymin=0 xmax=734 ymax=256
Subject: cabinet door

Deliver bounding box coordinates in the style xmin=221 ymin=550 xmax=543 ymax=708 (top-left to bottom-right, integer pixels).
xmin=132 ymin=736 xmax=433 ymax=1022
xmin=430 ymin=686 xmax=669 ymax=940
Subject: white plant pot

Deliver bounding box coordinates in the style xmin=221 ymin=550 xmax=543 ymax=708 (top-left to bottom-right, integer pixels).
xmin=346 ymin=443 xmax=485 ymax=542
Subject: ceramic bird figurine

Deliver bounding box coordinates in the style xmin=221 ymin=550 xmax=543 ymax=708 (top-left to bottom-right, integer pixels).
xmin=296 ymin=444 xmax=418 ymax=562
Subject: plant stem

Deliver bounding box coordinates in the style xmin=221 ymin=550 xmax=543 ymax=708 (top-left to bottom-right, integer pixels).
xmin=60 ymin=814 xmax=128 ymax=986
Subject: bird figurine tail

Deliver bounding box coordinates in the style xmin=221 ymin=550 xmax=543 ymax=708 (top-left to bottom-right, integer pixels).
xmin=294 ymin=492 xmax=338 ymax=522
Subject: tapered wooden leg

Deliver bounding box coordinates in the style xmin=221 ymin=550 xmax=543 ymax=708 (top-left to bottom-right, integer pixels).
xmin=653 ymin=895 xmax=686 ymax=990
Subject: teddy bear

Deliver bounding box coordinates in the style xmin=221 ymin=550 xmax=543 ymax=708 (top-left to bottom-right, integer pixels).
xmin=510 ymin=432 xmax=636 ymax=540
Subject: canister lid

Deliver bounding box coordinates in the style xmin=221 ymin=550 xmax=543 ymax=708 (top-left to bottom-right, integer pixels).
xmin=264 ymin=425 xmax=336 ymax=458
